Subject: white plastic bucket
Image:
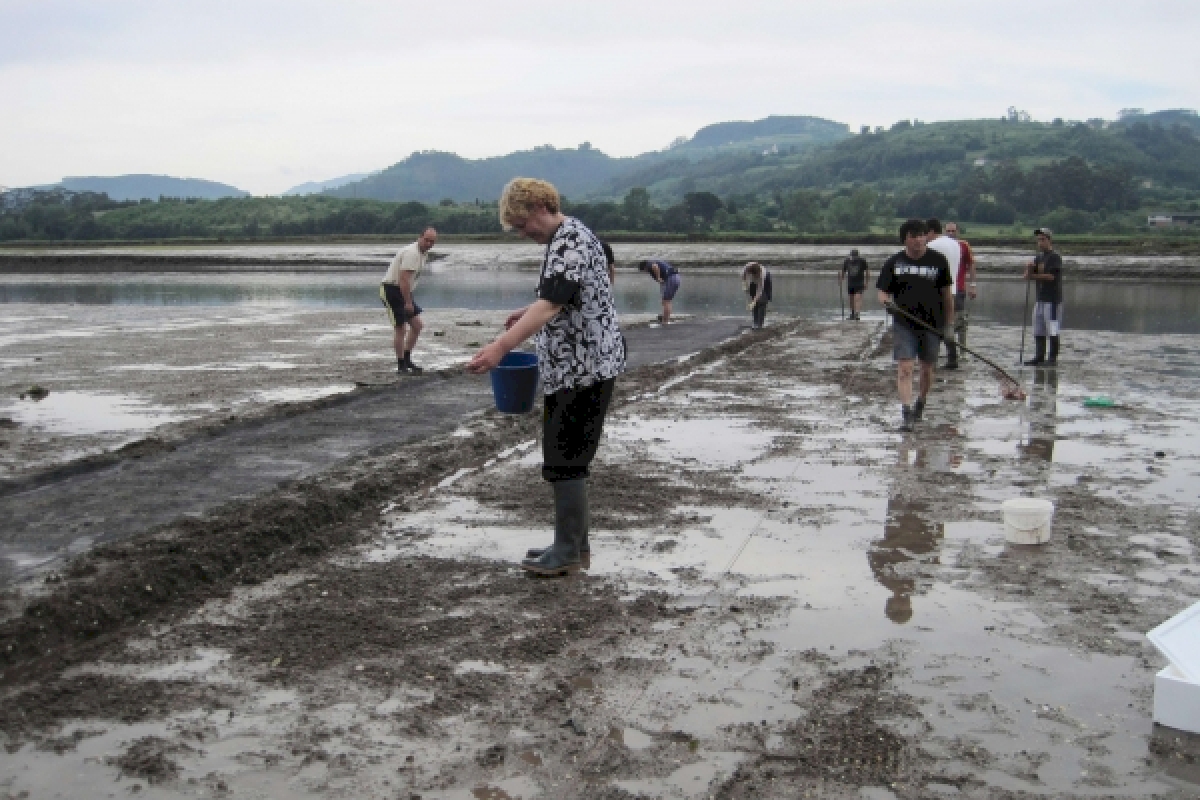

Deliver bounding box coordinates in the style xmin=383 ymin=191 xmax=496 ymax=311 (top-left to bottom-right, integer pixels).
xmin=1003 ymin=497 xmax=1054 ymax=544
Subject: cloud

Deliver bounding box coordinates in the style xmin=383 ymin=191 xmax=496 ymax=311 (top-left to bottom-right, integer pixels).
xmin=2 ymin=0 xmax=1198 ymax=194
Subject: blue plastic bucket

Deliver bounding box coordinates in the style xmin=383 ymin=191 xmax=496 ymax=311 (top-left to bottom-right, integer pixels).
xmin=490 ymin=351 xmax=540 ymax=413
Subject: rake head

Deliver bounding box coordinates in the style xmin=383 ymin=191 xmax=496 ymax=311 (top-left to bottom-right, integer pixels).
xmin=1001 ymin=380 xmax=1028 ymax=401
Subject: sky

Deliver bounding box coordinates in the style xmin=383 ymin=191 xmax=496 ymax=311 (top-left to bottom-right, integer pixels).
xmin=3 ymin=0 xmax=1199 ymax=196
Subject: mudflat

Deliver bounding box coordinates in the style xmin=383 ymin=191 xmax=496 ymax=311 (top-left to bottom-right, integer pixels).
xmin=0 ymin=311 xmax=721 ymax=583
xmin=2 ymin=317 xmax=1199 ymax=798
xmin=0 ymin=307 xmax=518 ymax=482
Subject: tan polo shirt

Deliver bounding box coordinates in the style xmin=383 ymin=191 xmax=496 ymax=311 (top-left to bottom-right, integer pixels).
xmin=382 ymin=241 xmax=426 ymax=288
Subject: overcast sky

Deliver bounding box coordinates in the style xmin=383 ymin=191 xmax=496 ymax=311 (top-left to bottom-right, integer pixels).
xmin=3 ymin=0 xmax=1198 ymax=195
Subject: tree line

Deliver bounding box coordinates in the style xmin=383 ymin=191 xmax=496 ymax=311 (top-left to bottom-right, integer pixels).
xmin=0 ymin=194 xmax=503 ymax=242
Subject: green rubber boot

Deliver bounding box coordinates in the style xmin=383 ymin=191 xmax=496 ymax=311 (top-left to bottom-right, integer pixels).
xmin=521 ymin=479 xmax=587 ymax=577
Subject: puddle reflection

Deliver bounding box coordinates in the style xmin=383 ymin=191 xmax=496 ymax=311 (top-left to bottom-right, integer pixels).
xmin=868 ymin=444 xmax=946 ymax=624
xmin=1020 ymin=368 xmax=1059 ymax=463
xmin=1 ymin=390 xmax=187 ymax=434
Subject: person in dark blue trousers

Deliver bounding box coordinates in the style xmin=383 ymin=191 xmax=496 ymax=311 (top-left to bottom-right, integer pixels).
xmin=638 ymin=259 xmax=682 ymax=325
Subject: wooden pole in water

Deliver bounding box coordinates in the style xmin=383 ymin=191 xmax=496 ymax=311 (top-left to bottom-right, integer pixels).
xmin=838 ymin=270 xmax=845 ymax=320
xmin=1018 ymin=278 xmax=1032 ymax=366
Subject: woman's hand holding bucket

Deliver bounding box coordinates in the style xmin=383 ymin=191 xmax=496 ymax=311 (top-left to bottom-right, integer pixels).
xmin=466 ymin=341 xmax=508 ymax=374
xmin=466 ymin=299 xmax=562 ymax=374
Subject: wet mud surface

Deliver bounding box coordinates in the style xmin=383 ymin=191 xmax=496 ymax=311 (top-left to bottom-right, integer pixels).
xmin=0 ymin=310 xmax=695 ymax=583
xmin=2 ymin=317 xmax=1200 ymax=798
xmin=0 ymin=306 xmax=528 ymax=482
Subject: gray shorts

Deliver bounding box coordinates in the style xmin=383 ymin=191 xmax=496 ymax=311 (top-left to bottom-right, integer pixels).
xmin=893 ymin=321 xmax=940 ymax=364
xmin=1033 ymin=302 xmax=1062 ymax=336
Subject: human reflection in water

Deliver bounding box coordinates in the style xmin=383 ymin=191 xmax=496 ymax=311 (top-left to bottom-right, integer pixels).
xmin=867 ymin=442 xmax=945 ymax=624
xmin=1019 ymin=367 xmax=1059 ymax=463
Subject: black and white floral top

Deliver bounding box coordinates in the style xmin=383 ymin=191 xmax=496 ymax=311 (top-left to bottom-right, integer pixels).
xmin=534 ymin=217 xmax=626 ymax=394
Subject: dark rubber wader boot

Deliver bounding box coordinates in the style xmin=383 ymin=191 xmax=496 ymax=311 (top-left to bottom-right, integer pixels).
xmin=1047 ymin=336 xmax=1060 ymax=365
xmin=521 ymin=479 xmax=587 ymax=576
xmin=525 ymin=527 xmax=590 ymax=559
xmin=1025 ymin=336 xmax=1046 ymax=366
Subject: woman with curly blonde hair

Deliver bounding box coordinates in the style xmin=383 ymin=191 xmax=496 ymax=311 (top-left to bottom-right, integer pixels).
xmin=467 ymin=178 xmax=625 ymax=577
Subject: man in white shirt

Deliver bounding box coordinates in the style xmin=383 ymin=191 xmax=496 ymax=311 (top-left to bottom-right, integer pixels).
xmin=924 ymin=218 xmax=962 ymax=369
xmin=380 ymin=227 xmax=437 ymax=373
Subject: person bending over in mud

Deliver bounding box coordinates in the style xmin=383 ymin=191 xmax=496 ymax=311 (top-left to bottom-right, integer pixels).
xmin=467 ymin=178 xmax=626 ymax=577
xmin=741 ymin=262 xmax=773 ymax=329
xmin=380 ymin=226 xmax=437 ymax=374
xmin=876 ymin=219 xmax=953 ymax=432
xmin=637 ymin=259 xmax=681 ymax=325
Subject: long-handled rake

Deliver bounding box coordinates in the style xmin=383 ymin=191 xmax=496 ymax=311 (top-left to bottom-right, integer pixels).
xmin=838 ymin=271 xmax=845 ymax=320
xmin=885 ymin=303 xmax=1027 ymax=401
xmin=1018 ymin=278 xmax=1032 ymax=367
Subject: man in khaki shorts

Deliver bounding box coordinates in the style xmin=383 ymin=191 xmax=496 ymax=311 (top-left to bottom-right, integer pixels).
xmin=380 ymin=227 xmax=437 ymax=373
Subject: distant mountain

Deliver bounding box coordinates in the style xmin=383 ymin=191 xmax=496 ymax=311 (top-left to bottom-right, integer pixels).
xmin=327 ymin=116 xmax=849 ymax=205
xmin=324 ymin=144 xmax=642 ymax=204
xmin=675 ymin=115 xmax=850 ymax=154
xmin=56 ymin=174 xmax=249 ymax=201
xmin=283 ymin=172 xmax=374 ymax=196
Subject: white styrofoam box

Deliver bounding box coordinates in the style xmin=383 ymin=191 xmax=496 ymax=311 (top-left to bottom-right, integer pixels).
xmin=1148 ymin=600 xmax=1200 ymax=683
xmin=1154 ymin=665 xmax=1200 ymax=735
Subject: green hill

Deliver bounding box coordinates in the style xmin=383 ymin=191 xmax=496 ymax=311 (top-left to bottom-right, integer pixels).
xmin=6 ymin=111 xmax=1200 ymax=242
xmin=1111 ymin=109 xmax=1200 ymax=133
xmin=56 ymin=174 xmax=248 ymax=201
xmin=328 ymin=116 xmax=849 ymax=204
xmin=325 ymin=145 xmax=635 ymax=204
xmin=605 ymin=116 xmax=1200 ymax=200
xmin=669 ymin=115 xmax=849 ymax=157
xmin=571 ymin=113 xmax=1200 ymax=234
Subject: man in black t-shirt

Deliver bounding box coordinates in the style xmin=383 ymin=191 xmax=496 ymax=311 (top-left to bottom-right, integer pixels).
xmin=840 ymin=249 xmax=870 ymax=320
xmin=1023 ymin=227 xmax=1064 ymax=366
xmin=876 ymin=219 xmax=954 ymax=432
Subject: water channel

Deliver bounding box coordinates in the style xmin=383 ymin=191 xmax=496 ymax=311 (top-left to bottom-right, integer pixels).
xmin=3 ymin=268 xmax=1199 ymax=334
